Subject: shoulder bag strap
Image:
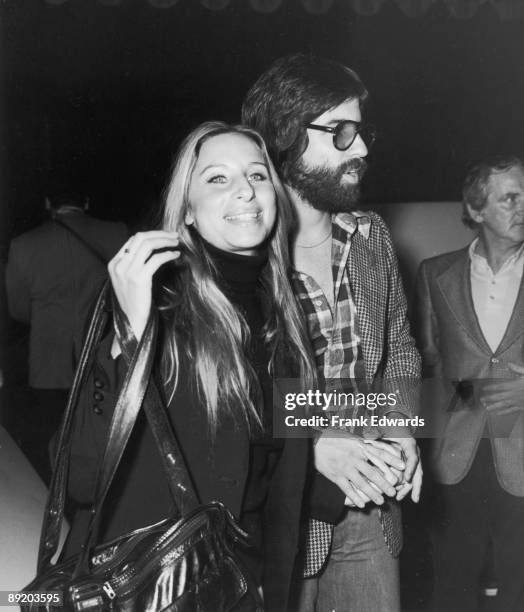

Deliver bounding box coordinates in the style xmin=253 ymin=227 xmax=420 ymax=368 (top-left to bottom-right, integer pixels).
xmin=73 ymin=309 xmax=159 ymax=573
xmin=39 ymin=290 xmax=200 ymax=573
xmin=53 ymin=217 xmax=108 ymax=264
xmin=75 ymin=300 xmax=200 ymax=574
xmin=112 ymin=298 xmax=200 ymax=515
xmin=37 ymin=282 xmax=111 ymax=571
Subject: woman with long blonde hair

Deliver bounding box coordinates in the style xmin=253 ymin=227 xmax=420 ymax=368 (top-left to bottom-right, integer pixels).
xmin=64 ymin=122 xmax=316 ymax=611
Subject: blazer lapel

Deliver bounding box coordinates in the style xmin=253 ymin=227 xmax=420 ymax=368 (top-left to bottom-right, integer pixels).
xmin=496 ymin=272 xmax=524 ymax=355
xmin=436 ymin=249 xmax=492 ymax=355
xmin=437 ymin=248 xmax=492 ymax=354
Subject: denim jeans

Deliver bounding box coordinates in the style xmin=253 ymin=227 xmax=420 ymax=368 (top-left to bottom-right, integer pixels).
xmin=297 ymin=506 xmax=400 ymax=612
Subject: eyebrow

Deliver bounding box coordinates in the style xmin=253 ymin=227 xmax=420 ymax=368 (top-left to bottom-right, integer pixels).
xmin=198 ymin=161 xmax=268 ymax=176
xmin=324 ymin=118 xmax=361 ymax=126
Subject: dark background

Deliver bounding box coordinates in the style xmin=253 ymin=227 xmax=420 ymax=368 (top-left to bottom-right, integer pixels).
xmin=2 ymin=0 xmax=524 ymax=250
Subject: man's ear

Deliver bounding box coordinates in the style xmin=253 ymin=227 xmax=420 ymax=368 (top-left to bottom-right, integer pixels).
xmin=466 ymin=203 xmax=483 ymax=224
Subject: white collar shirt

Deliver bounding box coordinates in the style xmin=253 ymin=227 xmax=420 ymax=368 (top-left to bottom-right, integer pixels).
xmin=469 ymin=237 xmax=524 ymax=353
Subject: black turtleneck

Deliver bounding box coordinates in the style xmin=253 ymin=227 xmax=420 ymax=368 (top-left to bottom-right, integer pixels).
xmin=203 ymin=239 xmax=267 ymax=342
xmin=202 ymin=239 xmax=274 ymax=434
xmin=202 ymin=238 xmax=267 ymax=296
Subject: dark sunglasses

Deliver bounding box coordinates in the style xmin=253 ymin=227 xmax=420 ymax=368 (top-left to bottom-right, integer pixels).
xmin=307 ymin=120 xmax=376 ymax=151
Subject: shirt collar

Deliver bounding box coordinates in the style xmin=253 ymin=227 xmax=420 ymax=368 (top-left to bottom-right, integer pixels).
xmin=468 ymin=237 xmax=481 ymax=263
xmin=332 ymin=211 xmax=371 ymax=240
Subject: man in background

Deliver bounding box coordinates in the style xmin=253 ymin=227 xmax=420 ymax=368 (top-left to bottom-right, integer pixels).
xmin=243 ymin=54 xmax=422 ymax=612
xmin=5 ymin=192 xmax=128 ymax=483
xmin=415 ymin=156 xmax=524 ymax=611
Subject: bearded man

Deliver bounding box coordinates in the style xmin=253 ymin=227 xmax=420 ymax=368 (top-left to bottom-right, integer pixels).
xmin=242 ymin=54 xmax=422 ymax=611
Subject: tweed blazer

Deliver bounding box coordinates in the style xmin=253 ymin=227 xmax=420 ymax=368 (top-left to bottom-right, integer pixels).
xmin=305 ymin=211 xmax=421 ymax=574
xmin=414 ymin=246 xmax=524 ymax=496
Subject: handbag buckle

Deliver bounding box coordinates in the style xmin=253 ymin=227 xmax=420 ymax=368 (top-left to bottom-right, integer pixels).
xmin=102 ymin=582 xmax=117 ymax=600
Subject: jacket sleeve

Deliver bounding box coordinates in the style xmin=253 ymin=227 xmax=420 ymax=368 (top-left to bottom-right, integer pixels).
xmin=5 ymin=240 xmax=31 ymax=323
xmin=307 ymin=469 xmax=346 ymax=523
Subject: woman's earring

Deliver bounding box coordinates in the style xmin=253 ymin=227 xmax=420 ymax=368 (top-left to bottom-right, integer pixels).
xmin=185 ymin=212 xmax=194 ymax=226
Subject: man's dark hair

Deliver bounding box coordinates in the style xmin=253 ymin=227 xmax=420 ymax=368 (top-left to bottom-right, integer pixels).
xmin=241 ymin=53 xmax=368 ymax=181
xmin=462 ymin=155 xmax=524 ymax=228
xmin=48 ymin=193 xmax=88 ymax=209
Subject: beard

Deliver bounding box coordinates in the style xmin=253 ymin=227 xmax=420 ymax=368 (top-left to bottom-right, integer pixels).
xmin=285 ymin=156 xmax=367 ymax=213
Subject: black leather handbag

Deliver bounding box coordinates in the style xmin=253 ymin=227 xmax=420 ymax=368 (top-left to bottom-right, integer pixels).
xmin=23 ymin=285 xmax=263 ymax=611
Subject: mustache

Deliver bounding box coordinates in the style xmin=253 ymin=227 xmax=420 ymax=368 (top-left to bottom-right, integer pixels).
xmin=340 ymin=157 xmax=368 ymax=176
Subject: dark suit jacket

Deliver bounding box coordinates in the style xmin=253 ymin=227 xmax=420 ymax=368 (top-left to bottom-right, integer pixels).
xmin=414 ymin=247 xmax=524 ymax=496
xmin=6 ymin=211 xmax=128 ymax=389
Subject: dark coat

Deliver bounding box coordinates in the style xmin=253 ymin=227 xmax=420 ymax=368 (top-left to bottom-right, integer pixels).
xmin=64 ymin=329 xmax=310 ymax=612
xmin=5 ymin=211 xmax=128 ymax=389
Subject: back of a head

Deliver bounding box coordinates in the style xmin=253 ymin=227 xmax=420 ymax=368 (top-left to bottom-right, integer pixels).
xmin=241 ymin=53 xmax=367 ymax=180
xmin=46 ymin=192 xmax=89 ymax=215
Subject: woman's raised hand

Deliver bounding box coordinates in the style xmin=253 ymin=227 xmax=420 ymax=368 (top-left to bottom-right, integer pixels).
xmin=108 ymin=231 xmax=180 ymax=341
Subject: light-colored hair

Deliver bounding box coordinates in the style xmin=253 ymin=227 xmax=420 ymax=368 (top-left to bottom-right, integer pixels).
xmin=159 ymin=121 xmax=316 ymax=432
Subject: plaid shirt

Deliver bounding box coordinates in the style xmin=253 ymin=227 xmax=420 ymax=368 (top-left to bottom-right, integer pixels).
xmin=292 ymin=212 xmax=370 ymax=394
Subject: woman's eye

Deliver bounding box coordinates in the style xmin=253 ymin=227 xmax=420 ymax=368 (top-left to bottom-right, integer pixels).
xmin=249 ymin=172 xmax=267 ymax=182
xmin=208 ymin=175 xmax=227 ymax=184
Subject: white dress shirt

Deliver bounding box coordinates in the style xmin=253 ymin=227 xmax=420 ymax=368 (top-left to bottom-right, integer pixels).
xmin=469 ymin=238 xmax=524 ymax=353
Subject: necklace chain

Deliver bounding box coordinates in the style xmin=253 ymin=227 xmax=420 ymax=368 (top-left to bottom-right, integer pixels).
xmin=296 ymin=229 xmax=332 ymax=249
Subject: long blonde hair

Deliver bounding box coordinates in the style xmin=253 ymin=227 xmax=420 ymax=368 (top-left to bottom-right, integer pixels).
xmin=159 ymin=121 xmax=315 ymax=431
